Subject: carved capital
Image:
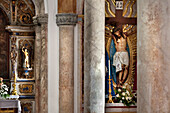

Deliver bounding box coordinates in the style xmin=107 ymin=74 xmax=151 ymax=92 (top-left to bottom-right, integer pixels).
xmin=33 ymin=14 xmax=48 ymax=25
xmin=56 ymin=13 xmax=78 ymax=26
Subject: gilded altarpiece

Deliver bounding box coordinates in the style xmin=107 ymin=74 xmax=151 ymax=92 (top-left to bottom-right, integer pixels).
xmin=0 ymin=0 xmax=36 ymax=112
xmin=105 ymin=0 xmax=137 ymax=109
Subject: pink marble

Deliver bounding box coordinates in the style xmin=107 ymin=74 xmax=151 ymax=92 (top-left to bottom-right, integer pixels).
xmin=59 ymin=26 xmax=74 ymax=113
xmin=138 ymin=0 xmax=170 ymax=113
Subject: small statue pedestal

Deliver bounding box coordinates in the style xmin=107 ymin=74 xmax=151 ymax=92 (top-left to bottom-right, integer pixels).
xmin=23 ymin=68 xmax=33 ymax=78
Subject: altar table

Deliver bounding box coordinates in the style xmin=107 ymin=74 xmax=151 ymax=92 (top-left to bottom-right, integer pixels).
xmin=0 ymin=100 xmax=21 ymax=113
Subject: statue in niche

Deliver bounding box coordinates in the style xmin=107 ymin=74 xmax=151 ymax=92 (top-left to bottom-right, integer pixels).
xmin=22 ymin=46 xmax=30 ymax=68
xmin=111 ymin=28 xmax=129 ymax=87
xmin=105 ymin=24 xmax=137 ymax=103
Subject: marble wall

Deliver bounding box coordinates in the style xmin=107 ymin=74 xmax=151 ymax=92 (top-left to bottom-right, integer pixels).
xmin=84 ymin=0 xmax=105 ymax=113
xmin=138 ymin=0 xmax=170 ymax=113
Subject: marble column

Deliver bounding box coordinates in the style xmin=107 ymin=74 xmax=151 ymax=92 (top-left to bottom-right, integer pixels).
xmin=33 ymin=14 xmax=48 ymax=113
xmin=138 ymin=0 xmax=170 ymax=113
xmin=84 ymin=0 xmax=105 ymax=113
xmin=56 ymin=14 xmax=77 ymax=113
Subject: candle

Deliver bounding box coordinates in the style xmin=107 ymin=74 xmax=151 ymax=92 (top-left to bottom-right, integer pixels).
xmin=109 ymin=60 xmax=111 ymax=76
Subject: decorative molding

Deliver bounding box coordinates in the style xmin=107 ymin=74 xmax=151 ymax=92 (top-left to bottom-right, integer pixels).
xmin=33 ymin=14 xmax=48 ymax=25
xmin=56 ymin=13 xmax=78 ymax=26
xmin=6 ymin=25 xmax=34 ymax=33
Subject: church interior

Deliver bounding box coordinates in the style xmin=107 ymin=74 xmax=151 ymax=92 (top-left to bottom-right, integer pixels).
xmin=0 ymin=0 xmax=169 ymax=113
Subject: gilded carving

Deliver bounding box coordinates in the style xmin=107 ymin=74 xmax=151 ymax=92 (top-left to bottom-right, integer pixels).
xmin=19 ymin=84 xmax=34 ymax=94
xmin=123 ymin=0 xmax=137 ymax=18
xmin=105 ymin=0 xmax=116 ymax=17
xmin=21 ymin=101 xmax=33 ymax=113
xmin=17 ymin=0 xmax=35 ymax=24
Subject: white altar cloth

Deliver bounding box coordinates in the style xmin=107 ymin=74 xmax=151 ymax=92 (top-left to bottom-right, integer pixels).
xmin=0 ymin=100 xmax=21 ymax=113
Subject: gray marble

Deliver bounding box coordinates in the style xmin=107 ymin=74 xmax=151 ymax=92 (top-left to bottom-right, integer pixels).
xmin=138 ymin=0 xmax=170 ymax=113
xmin=84 ymin=0 xmax=105 ymax=113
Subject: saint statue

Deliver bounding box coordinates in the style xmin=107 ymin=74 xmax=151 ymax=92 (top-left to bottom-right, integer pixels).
xmin=22 ymin=46 xmax=30 ymax=68
xmin=111 ymin=28 xmax=129 ymax=87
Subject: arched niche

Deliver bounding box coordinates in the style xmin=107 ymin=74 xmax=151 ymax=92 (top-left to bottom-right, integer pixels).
xmin=0 ymin=8 xmax=10 ymax=79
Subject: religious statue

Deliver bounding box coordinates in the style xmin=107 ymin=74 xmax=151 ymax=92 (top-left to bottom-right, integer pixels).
xmin=22 ymin=46 xmax=30 ymax=68
xmin=111 ymin=28 xmax=129 ymax=87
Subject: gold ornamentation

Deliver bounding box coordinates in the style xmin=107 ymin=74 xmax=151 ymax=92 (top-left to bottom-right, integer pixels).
xmin=123 ymin=0 xmax=128 ymax=8
xmin=127 ymin=0 xmax=136 ymax=17
xmin=19 ymin=84 xmax=34 ymax=93
xmin=10 ymin=36 xmax=18 ymax=95
xmin=123 ymin=0 xmax=131 ymax=16
xmin=126 ymin=32 xmax=137 ymax=86
xmin=11 ymin=73 xmax=17 ymax=95
xmin=105 ymin=0 xmax=116 ymax=17
xmin=21 ymin=102 xmax=33 ymax=113
xmin=17 ymin=0 xmax=35 ymax=24
xmin=107 ymin=60 xmax=114 ymax=103
xmin=134 ymin=13 xmax=137 ymax=17
xmin=105 ymin=25 xmax=114 ymax=58
xmin=22 ymin=46 xmax=30 ymax=68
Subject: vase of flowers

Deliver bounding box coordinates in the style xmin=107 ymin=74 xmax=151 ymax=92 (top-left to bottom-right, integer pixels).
xmin=115 ymin=83 xmax=137 ymax=106
xmin=0 ymin=77 xmax=10 ymax=99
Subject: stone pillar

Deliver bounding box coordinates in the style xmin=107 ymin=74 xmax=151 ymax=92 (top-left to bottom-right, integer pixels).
xmin=56 ymin=14 xmax=77 ymax=113
xmin=84 ymin=0 xmax=105 ymax=113
xmin=138 ymin=0 xmax=170 ymax=113
xmin=33 ymin=14 xmax=48 ymax=113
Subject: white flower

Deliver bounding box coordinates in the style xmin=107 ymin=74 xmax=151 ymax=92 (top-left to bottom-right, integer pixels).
xmin=116 ymin=94 xmax=120 ymax=97
xmin=122 ymin=85 xmax=126 ymax=89
xmin=122 ymin=92 xmax=125 ymax=96
xmin=125 ymin=83 xmax=128 ymax=86
xmin=122 ymin=97 xmax=125 ymax=100
xmin=3 ymin=92 xmax=7 ymax=95
xmin=126 ymin=90 xmax=130 ymax=95
xmin=118 ymin=89 xmax=121 ymax=92
xmin=0 ymin=84 xmax=9 ymax=96
xmin=126 ymin=97 xmax=129 ymax=100
xmin=129 ymin=97 xmax=132 ymax=100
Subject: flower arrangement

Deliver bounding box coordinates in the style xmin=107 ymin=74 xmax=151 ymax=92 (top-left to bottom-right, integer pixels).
xmin=0 ymin=77 xmax=10 ymax=99
xmin=115 ymin=83 xmax=137 ymax=106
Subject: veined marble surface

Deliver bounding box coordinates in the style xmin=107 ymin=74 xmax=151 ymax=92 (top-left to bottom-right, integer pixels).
xmin=84 ymin=0 xmax=105 ymax=113
xmin=138 ymin=0 xmax=170 ymax=113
